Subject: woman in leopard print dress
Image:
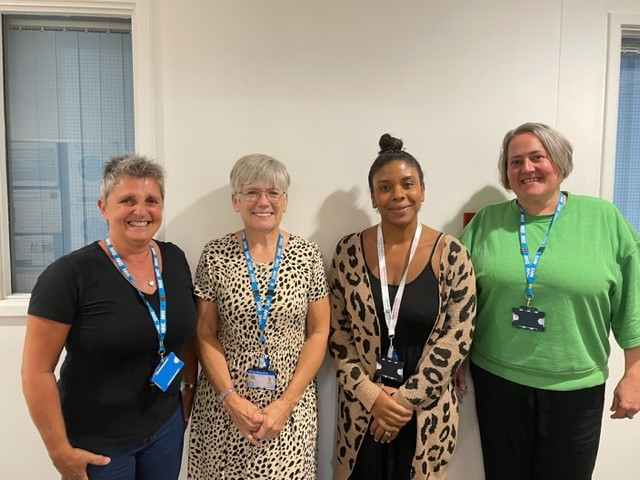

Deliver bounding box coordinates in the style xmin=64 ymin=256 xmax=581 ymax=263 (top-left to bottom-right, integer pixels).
xmin=328 ymin=134 xmax=476 ymax=479
xmin=188 ymin=154 xmax=329 ymax=479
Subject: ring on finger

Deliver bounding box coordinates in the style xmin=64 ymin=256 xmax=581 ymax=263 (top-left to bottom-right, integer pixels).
xmin=626 ymin=412 xmax=635 ymax=419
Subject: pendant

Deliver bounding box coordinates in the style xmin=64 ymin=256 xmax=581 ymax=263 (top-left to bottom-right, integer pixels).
xmin=147 ymin=280 xmax=155 ymax=287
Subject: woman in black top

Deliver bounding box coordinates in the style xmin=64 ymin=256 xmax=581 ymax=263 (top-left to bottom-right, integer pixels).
xmin=328 ymin=134 xmax=476 ymax=479
xmin=354 ymin=238 xmax=442 ymax=478
xmin=22 ymin=154 xmax=196 ymax=480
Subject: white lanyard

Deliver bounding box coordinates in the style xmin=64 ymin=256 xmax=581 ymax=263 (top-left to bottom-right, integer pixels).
xmin=376 ymin=222 xmax=422 ymax=359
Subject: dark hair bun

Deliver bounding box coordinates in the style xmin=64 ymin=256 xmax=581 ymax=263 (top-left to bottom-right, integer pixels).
xmin=378 ymin=133 xmax=404 ymax=154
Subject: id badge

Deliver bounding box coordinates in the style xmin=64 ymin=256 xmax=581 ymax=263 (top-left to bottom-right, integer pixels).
xmin=512 ymin=306 xmax=545 ymax=332
xmin=375 ymin=355 xmax=404 ymax=383
xmin=151 ymin=351 xmax=184 ymax=391
xmin=247 ymin=368 xmax=277 ymax=390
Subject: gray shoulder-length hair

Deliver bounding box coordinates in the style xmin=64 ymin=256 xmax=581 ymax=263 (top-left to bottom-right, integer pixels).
xmin=99 ymin=153 xmax=166 ymax=202
xmin=230 ymin=154 xmax=291 ymax=193
xmin=498 ymin=122 xmax=574 ymax=190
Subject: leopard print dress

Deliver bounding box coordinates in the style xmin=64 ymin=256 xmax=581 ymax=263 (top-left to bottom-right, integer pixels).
xmin=188 ymin=233 xmax=329 ymax=480
xmin=328 ymin=232 xmax=476 ymax=480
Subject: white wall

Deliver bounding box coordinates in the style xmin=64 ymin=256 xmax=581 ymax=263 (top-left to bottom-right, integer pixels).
xmin=2 ymin=0 xmax=640 ymax=478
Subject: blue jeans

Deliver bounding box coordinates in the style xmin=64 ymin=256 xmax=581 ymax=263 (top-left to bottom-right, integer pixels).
xmin=78 ymin=407 xmax=185 ymax=480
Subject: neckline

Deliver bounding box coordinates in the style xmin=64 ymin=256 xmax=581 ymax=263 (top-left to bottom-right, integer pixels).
xmin=365 ymin=259 xmax=433 ymax=288
xmin=510 ymin=191 xmax=571 ymax=221
xmin=95 ymin=240 xmax=160 ymax=294
xmin=359 ymin=230 xmax=440 ymax=286
xmin=232 ymin=232 xmax=291 ymax=265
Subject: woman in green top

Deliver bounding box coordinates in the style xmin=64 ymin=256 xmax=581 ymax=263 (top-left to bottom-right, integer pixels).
xmin=458 ymin=122 xmax=640 ymax=480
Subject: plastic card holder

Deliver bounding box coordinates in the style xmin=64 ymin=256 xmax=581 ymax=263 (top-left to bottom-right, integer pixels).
xmin=512 ymin=306 xmax=545 ymax=332
xmin=247 ymin=368 xmax=277 ymax=390
xmin=151 ymin=352 xmax=184 ymax=392
xmin=375 ymin=355 xmax=404 ymax=383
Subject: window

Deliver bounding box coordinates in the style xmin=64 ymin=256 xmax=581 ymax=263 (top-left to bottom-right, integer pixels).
xmin=602 ymin=14 xmax=640 ymax=228
xmin=613 ymin=31 xmax=640 ymax=231
xmin=3 ymin=15 xmax=134 ymax=293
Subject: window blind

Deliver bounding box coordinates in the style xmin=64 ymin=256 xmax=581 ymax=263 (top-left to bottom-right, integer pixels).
xmin=4 ymin=15 xmax=134 ymax=293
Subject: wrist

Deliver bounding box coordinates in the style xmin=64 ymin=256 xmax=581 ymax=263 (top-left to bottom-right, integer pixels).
xmin=221 ymin=391 xmax=241 ymax=414
xmin=392 ymin=390 xmax=414 ymax=410
xmin=279 ymin=392 xmax=299 ymax=411
xmin=181 ymin=380 xmax=197 ymax=391
xmin=46 ymin=440 xmax=74 ymax=461
xmin=216 ymin=385 xmax=236 ymax=404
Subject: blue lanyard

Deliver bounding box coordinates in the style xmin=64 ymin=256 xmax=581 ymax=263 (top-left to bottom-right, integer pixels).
xmin=241 ymin=231 xmax=283 ymax=348
xmin=518 ymin=193 xmax=565 ymax=305
xmin=105 ymin=237 xmax=167 ymax=359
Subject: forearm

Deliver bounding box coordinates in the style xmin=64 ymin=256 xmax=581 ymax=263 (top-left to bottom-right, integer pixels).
xmin=182 ymin=336 xmax=198 ymax=383
xmin=329 ymin=263 xmax=383 ymax=410
xmin=397 ymin=306 xmax=475 ymax=409
xmin=22 ymin=371 xmax=72 ymax=458
xmin=196 ymin=332 xmax=234 ymax=392
xmin=610 ymin=344 xmax=640 ymax=418
xmin=397 ymin=244 xmax=476 ymax=409
xmin=279 ymin=295 xmax=330 ymax=407
xmin=280 ymin=331 xmax=327 ymax=406
xmin=330 ymin=335 xmax=382 ymax=412
xmin=624 ymin=345 xmax=640 ymax=377
xmin=329 ymin=306 xmax=382 ymax=411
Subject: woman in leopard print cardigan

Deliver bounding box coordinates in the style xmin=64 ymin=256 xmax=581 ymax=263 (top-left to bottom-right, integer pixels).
xmin=328 ymin=134 xmax=476 ymax=479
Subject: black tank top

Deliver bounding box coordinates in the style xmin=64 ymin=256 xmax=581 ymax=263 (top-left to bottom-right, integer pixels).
xmin=364 ymin=233 xmax=442 ymax=385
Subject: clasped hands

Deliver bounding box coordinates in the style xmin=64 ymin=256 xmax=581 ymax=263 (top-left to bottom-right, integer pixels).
xmin=369 ymin=386 xmax=413 ymax=444
xmin=223 ymin=394 xmax=294 ymax=446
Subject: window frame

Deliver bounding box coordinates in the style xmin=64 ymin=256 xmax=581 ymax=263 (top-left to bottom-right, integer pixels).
xmin=0 ymin=0 xmax=156 ymax=319
xmin=601 ymin=13 xmax=640 ymax=202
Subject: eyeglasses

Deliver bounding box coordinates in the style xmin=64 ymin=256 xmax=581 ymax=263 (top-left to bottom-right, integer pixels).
xmin=238 ymin=189 xmax=286 ymax=202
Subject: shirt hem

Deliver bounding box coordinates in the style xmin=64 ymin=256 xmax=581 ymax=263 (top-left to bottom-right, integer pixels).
xmin=470 ymin=352 xmax=608 ymax=391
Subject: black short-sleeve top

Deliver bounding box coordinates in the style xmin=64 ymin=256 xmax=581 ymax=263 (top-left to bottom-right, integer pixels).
xmin=28 ymin=240 xmax=196 ymax=446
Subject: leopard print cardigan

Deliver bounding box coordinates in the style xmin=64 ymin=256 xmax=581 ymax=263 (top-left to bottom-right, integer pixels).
xmin=328 ymin=231 xmax=476 ymax=479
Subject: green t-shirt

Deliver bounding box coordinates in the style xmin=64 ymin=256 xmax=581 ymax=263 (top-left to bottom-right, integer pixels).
xmin=460 ymin=193 xmax=640 ymax=390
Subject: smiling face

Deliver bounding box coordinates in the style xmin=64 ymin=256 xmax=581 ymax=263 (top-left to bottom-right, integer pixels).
xmin=371 ymin=159 xmax=424 ymax=228
xmin=506 ymin=132 xmax=562 ymax=213
xmin=232 ymin=182 xmax=288 ymax=234
xmin=98 ymin=175 xmax=163 ymax=249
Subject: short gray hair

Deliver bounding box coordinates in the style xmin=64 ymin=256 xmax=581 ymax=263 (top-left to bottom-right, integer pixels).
xmin=230 ymin=154 xmax=291 ymax=193
xmin=100 ymin=154 xmax=165 ymax=202
xmin=498 ymin=122 xmax=573 ymax=190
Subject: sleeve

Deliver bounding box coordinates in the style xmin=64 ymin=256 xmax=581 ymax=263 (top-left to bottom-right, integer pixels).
xmin=610 ymin=222 xmax=640 ymax=349
xmin=193 ymin=241 xmax=218 ymax=303
xmin=328 ymin=236 xmax=382 ymax=412
xmin=27 ymin=256 xmax=79 ymax=324
xmin=396 ymin=237 xmax=477 ymax=410
xmin=307 ymin=242 xmax=329 ymax=302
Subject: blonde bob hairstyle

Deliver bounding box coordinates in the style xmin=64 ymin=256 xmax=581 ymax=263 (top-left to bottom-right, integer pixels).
xmin=230 ymin=154 xmax=291 ymax=193
xmin=498 ymin=122 xmax=574 ymax=190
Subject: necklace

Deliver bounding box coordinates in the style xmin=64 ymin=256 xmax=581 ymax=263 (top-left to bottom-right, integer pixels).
xmin=147 ymin=280 xmax=155 ymax=287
